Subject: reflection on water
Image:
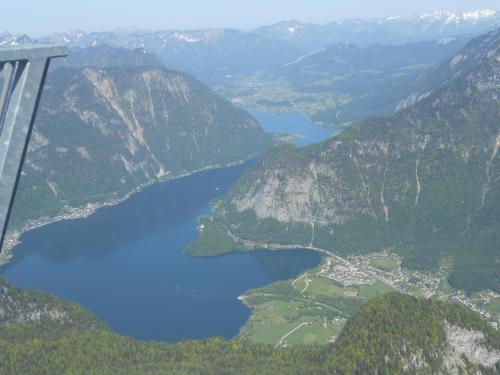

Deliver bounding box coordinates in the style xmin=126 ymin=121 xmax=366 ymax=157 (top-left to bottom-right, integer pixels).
xmin=1 ymin=161 xmax=321 ymax=343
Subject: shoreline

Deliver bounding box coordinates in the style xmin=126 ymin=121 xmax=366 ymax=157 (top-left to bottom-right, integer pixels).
xmin=206 ymin=224 xmax=406 ymax=297
xmin=0 ymin=155 xmax=257 ymax=266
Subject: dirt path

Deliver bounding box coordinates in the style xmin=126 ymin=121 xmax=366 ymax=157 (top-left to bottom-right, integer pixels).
xmin=276 ymin=322 xmax=309 ymax=347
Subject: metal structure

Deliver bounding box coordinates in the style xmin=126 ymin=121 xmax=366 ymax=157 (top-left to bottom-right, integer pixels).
xmin=0 ymin=45 xmax=67 ymax=251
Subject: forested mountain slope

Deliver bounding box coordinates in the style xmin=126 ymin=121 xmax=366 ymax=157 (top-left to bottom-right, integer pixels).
xmin=0 ymin=279 xmax=498 ymax=374
xmin=191 ymin=28 xmax=500 ymax=293
xmin=8 ymin=47 xmax=274 ymax=237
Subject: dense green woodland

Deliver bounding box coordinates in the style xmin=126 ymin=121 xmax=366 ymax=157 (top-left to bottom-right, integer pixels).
xmin=0 ymin=278 xmax=498 ymax=374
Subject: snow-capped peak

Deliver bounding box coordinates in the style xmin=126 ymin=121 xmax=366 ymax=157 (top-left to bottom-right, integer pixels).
xmin=384 ymin=15 xmax=404 ymax=21
xmin=418 ymin=9 xmax=497 ymax=24
xmin=0 ymin=33 xmax=36 ymax=46
xmin=173 ymin=32 xmax=200 ymax=43
xmin=462 ymin=9 xmax=497 ymax=22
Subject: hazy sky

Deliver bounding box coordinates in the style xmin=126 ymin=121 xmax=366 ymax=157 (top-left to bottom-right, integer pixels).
xmin=3 ymin=0 xmax=500 ymax=36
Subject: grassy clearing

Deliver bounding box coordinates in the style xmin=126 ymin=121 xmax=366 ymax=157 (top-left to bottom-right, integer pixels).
xmin=407 ymin=286 xmax=423 ymax=297
xmin=285 ymin=321 xmax=340 ymax=346
xmin=305 ymin=277 xmax=351 ymax=297
xmin=369 ymin=257 xmax=399 ymax=271
xmin=240 ymin=320 xmax=298 ymax=345
xmin=438 ymin=279 xmax=455 ymax=294
xmin=239 ymin=298 xmax=330 ymax=345
xmin=292 ymin=277 xmax=307 ymax=292
xmin=240 ymin=274 xmax=396 ymax=346
xmin=358 ymin=282 xmax=394 ymax=299
xmin=483 ymin=297 xmax=500 ymax=314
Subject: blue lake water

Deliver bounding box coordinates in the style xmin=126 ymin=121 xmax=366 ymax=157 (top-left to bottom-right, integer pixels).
xmin=249 ymin=108 xmax=336 ymax=146
xmin=1 ymin=161 xmax=321 ymax=343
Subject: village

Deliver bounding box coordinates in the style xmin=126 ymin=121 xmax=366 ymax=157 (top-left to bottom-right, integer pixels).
xmin=318 ymin=250 xmax=500 ymax=328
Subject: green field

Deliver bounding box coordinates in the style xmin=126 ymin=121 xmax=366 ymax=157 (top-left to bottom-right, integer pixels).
xmin=285 ymin=321 xmax=341 ymax=346
xmin=483 ymin=298 xmax=500 ymax=314
xmin=236 ymin=250 xmax=500 ymax=348
xmin=239 ymin=296 xmax=345 ymax=346
xmin=406 ymin=286 xmax=423 ymax=297
xmin=239 ymin=269 xmax=397 ymax=346
xmin=369 ymin=257 xmax=399 ymax=271
xmin=357 ymin=282 xmax=395 ymax=299
xmin=239 ymin=299 xmax=329 ymax=345
xmin=438 ymin=279 xmax=455 ymax=294
xmin=303 ymin=277 xmax=357 ymax=298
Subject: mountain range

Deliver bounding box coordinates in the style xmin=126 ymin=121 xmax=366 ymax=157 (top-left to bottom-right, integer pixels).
xmin=256 ymin=9 xmax=500 ymax=50
xmin=2 ymin=9 xmax=498 ymax=84
xmin=2 ymin=9 xmax=498 ymax=131
xmin=190 ymin=27 xmax=500 ymax=294
xmin=40 ymin=29 xmax=303 ymax=84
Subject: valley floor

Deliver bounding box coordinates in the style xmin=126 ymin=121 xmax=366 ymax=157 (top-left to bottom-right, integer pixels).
xmin=236 ymin=245 xmax=500 ymax=346
xmin=191 ymin=218 xmax=500 ymax=345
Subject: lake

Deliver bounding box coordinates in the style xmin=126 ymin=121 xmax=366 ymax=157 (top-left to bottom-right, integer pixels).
xmin=1 ymin=160 xmax=321 ymax=343
xmin=249 ymin=108 xmax=336 ymax=146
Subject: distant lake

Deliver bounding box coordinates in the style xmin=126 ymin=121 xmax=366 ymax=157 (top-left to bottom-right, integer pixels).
xmin=1 ymin=161 xmax=321 ymax=343
xmin=249 ymin=108 xmax=336 ymax=146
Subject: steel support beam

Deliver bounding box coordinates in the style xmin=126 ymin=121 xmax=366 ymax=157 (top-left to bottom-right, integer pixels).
xmin=0 ymin=45 xmax=67 ymax=251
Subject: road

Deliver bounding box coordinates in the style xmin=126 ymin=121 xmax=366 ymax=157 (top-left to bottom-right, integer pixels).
xmin=223 ymin=223 xmax=405 ymax=293
xmin=276 ymin=322 xmax=309 ymax=347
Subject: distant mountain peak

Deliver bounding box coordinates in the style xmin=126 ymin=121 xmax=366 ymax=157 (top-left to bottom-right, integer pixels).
xmin=256 ymin=9 xmax=500 ymax=51
xmin=0 ymin=33 xmax=37 ymax=46
xmin=417 ymin=8 xmax=498 ymax=24
xmin=173 ymin=32 xmax=200 ymax=43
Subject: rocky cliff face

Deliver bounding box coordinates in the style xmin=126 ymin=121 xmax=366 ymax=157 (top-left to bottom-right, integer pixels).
xmin=328 ymin=293 xmax=500 ymax=374
xmin=445 ymin=323 xmax=500 ymax=369
xmin=8 ymin=47 xmax=274 ymax=234
xmin=0 ymin=278 xmax=97 ymax=330
xmin=197 ymin=28 xmax=500 ymax=293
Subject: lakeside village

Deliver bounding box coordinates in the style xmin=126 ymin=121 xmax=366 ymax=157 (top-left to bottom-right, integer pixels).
xmin=273 ymin=250 xmax=499 ymax=348
xmin=318 ymin=250 xmax=500 ymax=329
xmin=0 ymin=200 xmax=108 ymax=265
xmin=196 ymin=220 xmax=500 ymax=337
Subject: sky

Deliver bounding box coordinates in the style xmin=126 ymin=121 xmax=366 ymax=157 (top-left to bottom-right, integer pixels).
xmin=2 ymin=0 xmax=500 ymax=36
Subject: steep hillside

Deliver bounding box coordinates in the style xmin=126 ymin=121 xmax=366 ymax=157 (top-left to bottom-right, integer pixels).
xmin=6 ymin=47 xmax=274 ymax=247
xmin=190 ymin=28 xmax=500 ymax=293
xmin=0 ymin=279 xmax=497 ymax=374
xmin=326 ymin=293 xmax=500 ymax=374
